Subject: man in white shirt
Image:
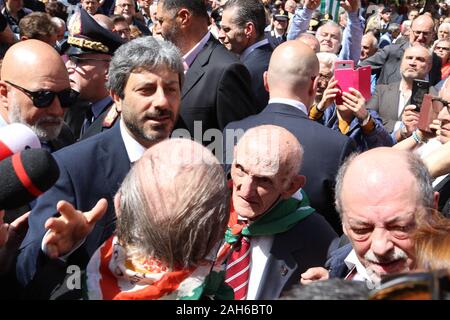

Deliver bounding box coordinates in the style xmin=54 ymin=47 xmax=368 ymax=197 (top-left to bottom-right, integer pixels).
xmin=16 ymin=36 xmax=184 ymax=297
xmin=224 ymin=125 xmax=337 ymax=300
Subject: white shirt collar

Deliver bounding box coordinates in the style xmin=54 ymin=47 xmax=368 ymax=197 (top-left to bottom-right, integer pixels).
xmin=240 ymin=38 xmax=269 ymax=61
xmin=268 ymin=98 xmax=308 ymax=115
xmin=344 ymin=249 xmax=373 ymax=283
xmin=183 ymin=32 xmax=211 ymax=68
xmin=119 ymin=119 xmax=146 ymax=163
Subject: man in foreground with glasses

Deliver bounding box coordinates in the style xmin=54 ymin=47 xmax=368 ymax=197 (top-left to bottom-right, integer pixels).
xmin=0 ymin=39 xmax=77 ymax=151
xmin=63 ymin=8 xmax=124 ymax=139
xmin=361 ymin=14 xmax=442 ymax=86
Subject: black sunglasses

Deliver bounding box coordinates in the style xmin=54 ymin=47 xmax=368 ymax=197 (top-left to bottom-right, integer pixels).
xmin=5 ymin=80 xmax=79 ymax=109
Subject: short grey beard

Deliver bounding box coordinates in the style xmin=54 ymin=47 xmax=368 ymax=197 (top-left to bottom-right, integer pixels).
xmin=8 ymin=104 xmax=63 ymax=141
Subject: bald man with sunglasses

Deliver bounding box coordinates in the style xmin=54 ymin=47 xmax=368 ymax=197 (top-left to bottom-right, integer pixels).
xmin=0 ymin=39 xmax=78 ymax=152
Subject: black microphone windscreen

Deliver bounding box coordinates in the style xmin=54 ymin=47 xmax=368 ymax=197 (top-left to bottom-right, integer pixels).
xmin=0 ymin=149 xmax=60 ymax=210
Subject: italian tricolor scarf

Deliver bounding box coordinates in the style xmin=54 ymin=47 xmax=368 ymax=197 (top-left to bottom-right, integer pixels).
xmin=84 ymin=236 xmax=233 ymax=300
xmin=216 ymin=188 xmax=315 ymax=265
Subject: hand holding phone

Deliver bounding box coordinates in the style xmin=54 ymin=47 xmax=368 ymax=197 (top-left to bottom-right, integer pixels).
xmin=417 ymin=94 xmax=441 ymax=133
xmin=334 ymin=60 xmax=371 ymax=105
xmin=411 ymin=79 xmax=430 ymax=112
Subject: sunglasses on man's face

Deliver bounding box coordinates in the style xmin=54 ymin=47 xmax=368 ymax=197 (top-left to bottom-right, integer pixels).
xmin=5 ymin=80 xmax=79 ymax=109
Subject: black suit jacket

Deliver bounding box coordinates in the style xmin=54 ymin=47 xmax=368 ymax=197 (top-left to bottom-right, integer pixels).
xmin=224 ymin=103 xmax=356 ymax=234
xmin=360 ymin=41 xmax=442 ymax=86
xmin=176 ymin=35 xmax=257 ymax=143
xmin=255 ymin=212 xmax=337 ymax=299
xmin=241 ymin=42 xmax=272 ymax=113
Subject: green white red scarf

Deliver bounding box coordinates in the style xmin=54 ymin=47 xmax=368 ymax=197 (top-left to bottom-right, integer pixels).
xmin=216 ymin=188 xmax=315 ymax=264
xmin=85 ymin=236 xmax=233 ymax=300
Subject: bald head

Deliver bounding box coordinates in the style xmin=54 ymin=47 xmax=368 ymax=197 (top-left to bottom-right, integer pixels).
xmin=2 ymin=40 xmax=68 ymax=82
xmin=235 ymin=125 xmax=303 ymax=184
xmin=297 ymin=33 xmax=320 ymax=53
xmin=267 ymin=40 xmax=319 ymax=105
xmin=116 ymin=138 xmax=229 ymax=267
xmin=336 ymin=147 xmax=434 ymax=215
xmin=1 ymin=40 xmax=70 ymax=140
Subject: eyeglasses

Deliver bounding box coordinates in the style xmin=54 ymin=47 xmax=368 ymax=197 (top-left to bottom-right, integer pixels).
xmin=412 ymin=30 xmax=432 ymax=37
xmin=5 ymin=80 xmax=79 ymax=109
xmin=432 ymin=96 xmax=450 ymax=113
xmin=435 ymin=46 xmax=450 ymax=51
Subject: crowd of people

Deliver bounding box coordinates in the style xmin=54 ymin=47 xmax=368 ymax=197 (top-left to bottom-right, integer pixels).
xmin=0 ymin=0 xmax=449 ymax=300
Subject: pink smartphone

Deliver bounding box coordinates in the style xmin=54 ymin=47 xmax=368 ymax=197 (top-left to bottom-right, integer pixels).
xmin=334 ymin=61 xmax=371 ymax=105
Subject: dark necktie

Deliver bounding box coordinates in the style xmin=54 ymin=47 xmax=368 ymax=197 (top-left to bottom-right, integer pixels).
xmin=80 ymin=107 xmax=94 ymax=136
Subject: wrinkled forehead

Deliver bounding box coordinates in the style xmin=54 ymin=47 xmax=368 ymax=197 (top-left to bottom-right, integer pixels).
xmin=235 ymin=136 xmax=282 ymax=176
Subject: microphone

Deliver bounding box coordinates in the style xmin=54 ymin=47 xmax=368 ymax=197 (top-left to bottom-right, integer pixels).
xmin=0 ymin=149 xmax=60 ymax=210
xmin=0 ymin=123 xmax=41 ymax=161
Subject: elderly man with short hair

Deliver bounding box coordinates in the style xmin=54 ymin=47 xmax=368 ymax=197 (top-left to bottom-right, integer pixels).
xmin=222 ymin=125 xmax=337 ymax=300
xmin=225 ymin=40 xmax=356 ymax=234
xmin=301 ymin=147 xmax=438 ymax=287
xmin=17 ymin=36 xmax=184 ymax=297
xmin=85 ymin=139 xmax=231 ymax=300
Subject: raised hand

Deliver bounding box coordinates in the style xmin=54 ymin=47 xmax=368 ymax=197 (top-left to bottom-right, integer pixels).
xmin=44 ymin=198 xmax=108 ymax=259
xmin=402 ymin=104 xmax=420 ymax=135
xmin=340 ymin=0 xmax=360 ymax=13
xmin=304 ymin=0 xmax=321 ymax=10
xmin=317 ymin=77 xmax=340 ymax=111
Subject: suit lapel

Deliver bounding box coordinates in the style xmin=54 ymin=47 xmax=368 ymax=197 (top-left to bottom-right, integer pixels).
xmin=181 ymin=36 xmax=216 ymax=99
xmin=386 ymin=82 xmax=401 ymax=121
xmin=255 ymin=233 xmax=303 ymax=300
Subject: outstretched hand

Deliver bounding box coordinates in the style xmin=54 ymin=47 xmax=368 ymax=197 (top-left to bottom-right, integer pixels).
xmin=44 ymin=199 xmax=108 ymax=259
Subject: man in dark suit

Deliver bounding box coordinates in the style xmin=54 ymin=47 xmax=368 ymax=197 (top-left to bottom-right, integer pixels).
xmin=219 ymin=0 xmax=272 ymax=112
xmin=16 ymin=36 xmax=185 ymax=296
xmin=157 ymin=0 xmax=257 ymax=145
xmin=366 ymin=45 xmax=437 ymax=142
xmin=223 ymin=125 xmax=337 ymax=300
xmin=301 ymin=148 xmax=438 ymax=287
xmin=62 ymin=9 xmax=124 ymax=140
xmin=224 ymin=40 xmax=356 ymax=234
xmin=360 ymin=14 xmax=442 ymax=86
